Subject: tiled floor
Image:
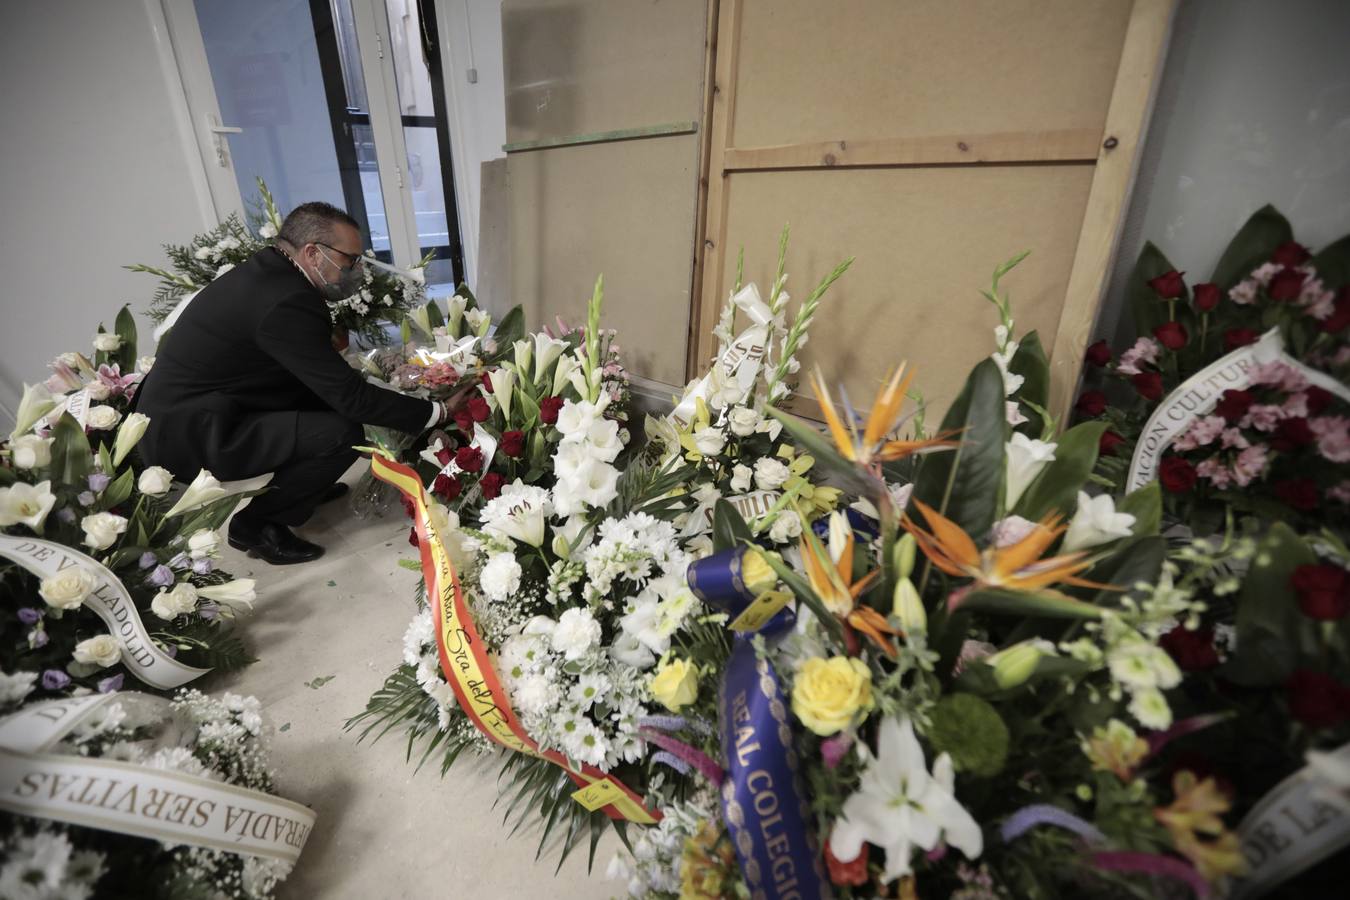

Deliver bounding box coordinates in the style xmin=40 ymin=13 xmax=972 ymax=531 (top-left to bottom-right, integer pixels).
xmin=206 ymin=465 xmax=618 ymax=899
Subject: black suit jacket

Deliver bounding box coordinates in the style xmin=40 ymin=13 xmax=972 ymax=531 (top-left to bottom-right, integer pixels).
xmin=136 ymin=247 xmax=430 ymax=479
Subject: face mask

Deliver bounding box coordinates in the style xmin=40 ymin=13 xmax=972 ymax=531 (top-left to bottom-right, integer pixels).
xmin=314 ymin=247 xmax=363 ymax=301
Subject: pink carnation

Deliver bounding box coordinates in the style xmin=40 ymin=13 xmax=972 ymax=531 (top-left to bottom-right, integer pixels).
xmin=1117 ymin=337 xmax=1162 ymax=376
xmin=1299 ymin=277 xmax=1336 ymax=320
xmin=1249 ymin=262 xmax=1282 ymax=286
xmin=1232 ymin=445 xmax=1270 ymax=487
xmin=1220 ymin=427 xmax=1251 ymax=450
xmin=1241 ymin=404 xmax=1284 ymax=432
xmin=1331 ymin=481 xmax=1350 ymax=504
xmin=1174 ymin=415 xmax=1226 ymax=451
xmin=1311 ymin=416 xmax=1350 ymax=463
xmin=1282 ymin=392 xmax=1310 ymax=419
xmin=1228 ymin=279 xmax=1259 ymax=305
xmin=1196 ymin=457 xmax=1234 ymax=489
xmin=1249 ymin=360 xmax=1308 ymax=393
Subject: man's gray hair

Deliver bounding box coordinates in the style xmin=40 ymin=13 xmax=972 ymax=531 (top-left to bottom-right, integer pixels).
xmin=277 ymin=201 xmax=360 ymax=248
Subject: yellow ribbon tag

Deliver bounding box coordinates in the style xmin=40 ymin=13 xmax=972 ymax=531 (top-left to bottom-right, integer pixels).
xmin=571 ymin=779 xmax=627 ymax=812
xmin=729 ymin=590 xmax=792 ymax=633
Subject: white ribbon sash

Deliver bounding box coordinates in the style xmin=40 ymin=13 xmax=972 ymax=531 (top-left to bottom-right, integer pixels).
xmin=0 ymin=535 xmax=209 ymax=689
xmin=0 ymin=694 xmax=315 ymax=864
xmin=669 ymin=284 xmax=776 ymax=431
xmin=1231 ymin=742 xmax=1350 ymax=899
xmin=1126 ymin=329 xmax=1350 ymax=491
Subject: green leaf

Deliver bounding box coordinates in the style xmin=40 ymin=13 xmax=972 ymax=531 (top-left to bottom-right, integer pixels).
xmin=755 ymin=546 xmax=843 ymax=640
xmin=1308 ymin=232 xmax=1350 ymax=289
xmin=114 ymin=304 xmax=138 ymax=370
xmin=1224 ymin=523 xmax=1316 ymax=686
xmin=765 ymin=408 xmax=874 ymax=498
xmin=492 ymin=305 xmax=526 ymax=350
xmin=1117 ymin=482 xmax=1161 ymax=537
xmin=50 ymin=413 xmax=93 ymax=484
xmin=516 ymin=387 xmax=540 ymax=428
xmin=1128 ymin=242 xmax=1180 ymax=337
xmin=957 ymin=587 xmax=1102 ymax=620
xmin=712 ymin=499 xmax=753 ymax=553
xmin=425 ymin=300 xmax=445 ymax=329
xmin=1073 ymin=535 xmax=1165 ymax=607
xmin=1014 ymin=421 xmax=1107 ymax=522
xmin=1209 ymin=204 xmax=1293 ymax=289
xmin=102 ymin=468 xmax=135 ymax=510
xmin=912 ymin=358 xmax=1006 ymax=538
xmin=1008 ymin=331 xmax=1049 ymax=437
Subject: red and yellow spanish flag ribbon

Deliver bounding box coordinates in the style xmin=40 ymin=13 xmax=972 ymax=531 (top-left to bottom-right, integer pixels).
xmin=369 ymin=452 xmax=661 ymax=825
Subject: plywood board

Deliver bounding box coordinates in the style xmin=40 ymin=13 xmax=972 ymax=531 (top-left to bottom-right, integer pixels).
xmin=716 ymin=164 xmax=1096 ymax=419
xmin=507 ymin=134 xmax=701 ymax=386
xmin=502 ymin=0 xmax=708 ymax=146
xmin=476 ymin=158 xmax=511 ymax=315
xmin=731 ymin=0 xmax=1133 ymax=148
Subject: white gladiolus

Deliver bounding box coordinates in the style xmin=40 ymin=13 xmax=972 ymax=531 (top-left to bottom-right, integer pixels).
xmin=1061 ymin=491 xmax=1136 ymax=552
xmin=136 ymin=356 xmax=156 ymax=374
xmin=10 ymin=434 xmax=53 ymax=469
xmin=151 ymin=582 xmax=199 ymax=620
xmin=85 ymin=405 xmax=121 ymax=431
xmin=39 ymin=567 xmax=98 ymax=610
xmin=81 ymin=512 xmax=128 ymax=551
xmin=73 ymin=634 xmax=121 ymax=668
xmin=138 ymin=466 xmax=175 ymax=496
xmin=112 ymin=412 xmax=150 ymax=466
xmin=11 ymin=383 xmax=57 ymax=440
xmin=0 ymin=481 xmax=57 ymax=531
xmin=1004 ymin=433 xmax=1057 ymax=510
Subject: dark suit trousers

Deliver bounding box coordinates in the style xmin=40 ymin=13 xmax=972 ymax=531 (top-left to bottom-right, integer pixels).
xmin=233 ymin=411 xmax=362 ymax=527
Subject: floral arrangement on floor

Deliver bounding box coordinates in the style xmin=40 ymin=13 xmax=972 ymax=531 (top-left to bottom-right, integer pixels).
xmin=129 ymin=177 xmax=427 ymax=347
xmin=0 ymin=681 xmax=305 ymax=899
xmin=1 ymin=311 xmax=263 ymax=699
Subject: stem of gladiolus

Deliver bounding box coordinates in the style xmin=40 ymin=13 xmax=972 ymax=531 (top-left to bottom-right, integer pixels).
xmin=1090 ymin=851 xmax=1210 ymax=899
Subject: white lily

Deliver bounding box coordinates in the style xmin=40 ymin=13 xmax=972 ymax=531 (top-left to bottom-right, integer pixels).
xmin=552 ymin=353 xmax=580 ymax=396
xmin=533 ymin=333 xmax=567 ymax=382
xmin=830 ymin=715 xmax=983 ymax=881
xmin=197 ymin=578 xmax=258 ymax=611
xmin=512 ymin=338 xmax=533 ymax=377
xmin=1062 ymin=491 xmax=1136 ymax=552
xmin=0 ymin=481 xmax=57 ymax=532
xmin=11 ymin=383 xmax=57 ymax=440
xmin=489 ymin=368 xmax=516 ymax=424
xmin=164 ymin=470 xmax=273 ymax=519
xmin=1004 ymin=433 xmax=1057 ymax=509
xmin=481 ymin=480 xmax=550 ymax=547
xmin=112 ymin=412 xmax=151 ymax=466
xmin=445 ymin=294 xmax=467 ymax=336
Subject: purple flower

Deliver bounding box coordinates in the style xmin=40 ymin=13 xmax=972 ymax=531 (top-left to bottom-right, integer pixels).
xmin=162 ymin=643 xmax=177 ymax=659
xmin=78 ymin=491 xmax=96 ymax=507
xmin=821 ymin=732 xmax=855 ymax=769
xmin=139 ymin=551 xmax=159 ymax=569
xmin=29 ymin=629 xmax=49 ymax=649
xmin=146 ymin=565 xmax=175 ymax=588
xmin=191 ymin=558 xmax=214 ymax=575
xmin=88 ymin=473 xmax=111 ymax=493
xmin=199 ymin=602 xmax=220 ymax=621
xmin=17 ymin=607 xmax=42 ymax=625
xmin=168 ymin=552 xmax=190 ymax=570
xmin=41 ymin=669 xmax=70 ymax=691
xmin=97 ymin=674 xmax=125 ymax=693
xmin=57 ymin=509 xmax=77 ymax=524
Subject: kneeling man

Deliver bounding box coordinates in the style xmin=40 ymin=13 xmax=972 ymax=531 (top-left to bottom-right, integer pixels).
xmin=136 ymin=202 xmax=452 ymax=564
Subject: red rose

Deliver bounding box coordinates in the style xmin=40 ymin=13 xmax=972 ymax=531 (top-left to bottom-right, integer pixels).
xmin=1286 ymin=669 xmax=1350 ymax=730
xmin=824 ymin=841 xmax=869 ymax=888
xmin=1322 ymin=289 xmax=1350 ymax=333
xmin=1223 ymin=328 xmax=1260 ymax=352
xmin=500 ymin=430 xmax=526 ymax=457
xmin=1271 ymin=417 xmax=1315 ymax=451
xmin=434 ymin=444 xmax=453 ymax=466
xmin=1153 ymin=321 xmax=1189 ymax=351
xmin=400 ymin=495 xmax=417 ymax=520
xmin=1291 ymin=564 xmax=1350 ymax=621
xmin=1160 ymin=624 xmax=1220 ymax=671
xmin=1274 ymin=477 xmax=1318 ymax=511
xmin=467 ymin=395 xmax=491 ymax=423
xmin=1099 ymin=430 xmax=1126 ymax=457
xmin=539 ymin=396 xmax=565 ymax=425
xmin=1305 ymin=386 xmax=1334 ymax=415
xmin=1075 ymin=390 xmax=1108 ymax=418
xmin=453 ymin=409 xmax=474 ymax=433
xmin=1148 ymin=270 xmax=1186 ymax=299
xmin=1159 ymin=456 xmax=1197 ymax=493
xmin=455 ymin=446 xmax=484 ymax=473
xmin=481 ymin=371 xmax=495 ymax=393
xmin=432 ymin=473 xmax=463 ymax=502
xmin=1267 ymin=267 xmax=1307 ymax=302
xmin=1192 ymin=282 xmax=1221 ymax=312
xmin=479 ymin=472 xmax=505 ymax=499
xmin=1214 ymin=389 xmax=1254 ymax=423
xmin=408 ymin=526 xmax=419 ymax=548
xmin=1132 ymin=371 xmax=1165 ymax=401
xmin=1085 ymin=340 xmax=1113 ymax=367
xmin=1271 ymin=240 xmax=1311 ymax=267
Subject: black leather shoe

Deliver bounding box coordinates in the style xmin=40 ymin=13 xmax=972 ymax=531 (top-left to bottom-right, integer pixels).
xmin=318 ymin=482 xmax=350 ymax=505
xmin=227 ymin=520 xmax=325 ymax=565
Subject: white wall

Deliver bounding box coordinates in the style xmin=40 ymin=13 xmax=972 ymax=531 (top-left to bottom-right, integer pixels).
xmin=1104 ymin=0 xmax=1350 ymax=339
xmin=0 ymin=0 xmax=212 ymax=426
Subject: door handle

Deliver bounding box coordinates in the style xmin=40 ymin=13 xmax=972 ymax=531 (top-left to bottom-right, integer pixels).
xmin=205 ymin=114 xmax=241 ymax=167
xmin=209 ymin=124 xmax=243 ymax=135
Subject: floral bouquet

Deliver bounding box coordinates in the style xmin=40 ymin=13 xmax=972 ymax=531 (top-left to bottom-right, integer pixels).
xmin=130 ymin=177 xmax=426 ymax=347
xmin=1076 ymin=206 xmax=1350 ymax=533
xmin=2 ymin=312 xmax=263 ymax=700
xmin=0 ymin=681 xmax=309 ymax=899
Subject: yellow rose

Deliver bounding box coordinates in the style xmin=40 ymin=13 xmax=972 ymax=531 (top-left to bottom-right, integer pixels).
xmin=791 ymin=656 xmax=873 ymax=736
xmin=650 ymin=658 xmax=700 ymax=712
xmin=740 ymin=549 xmax=777 ymax=596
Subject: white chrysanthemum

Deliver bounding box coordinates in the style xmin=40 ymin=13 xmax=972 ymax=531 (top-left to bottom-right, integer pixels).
xmin=499 ymin=633 xmax=547 ymax=679
xmin=402 ymin=609 xmax=436 ymax=666
xmin=551 ymin=608 xmax=602 ymax=661
xmin=512 ymin=673 xmax=558 ymax=717
xmin=145 ymin=746 xmax=214 ymax=780
xmin=571 ymin=672 xmax=613 ymax=709
xmin=480 ymin=552 xmax=523 ymax=602
xmin=557 ymin=711 xmax=607 ymax=767
xmin=0 ymin=670 xmax=37 ymax=706
xmin=1128 ymin=687 xmax=1173 ymax=730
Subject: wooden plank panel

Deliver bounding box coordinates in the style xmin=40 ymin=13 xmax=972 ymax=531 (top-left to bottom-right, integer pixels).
xmin=507 ymin=134 xmax=702 ymax=386
xmin=715 ymin=165 xmax=1096 ymax=421
xmin=722 ymin=128 xmax=1102 ymax=171
xmin=732 ymin=0 xmax=1134 ymax=147
xmin=501 ymin=0 xmax=707 ymax=146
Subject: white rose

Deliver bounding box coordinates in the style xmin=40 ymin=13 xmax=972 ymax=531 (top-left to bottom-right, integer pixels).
xmin=187 ymin=528 xmax=221 ymax=559
xmin=768 ymin=510 xmax=803 ymax=543
xmin=39 ymin=567 xmax=98 ymax=610
xmin=85 ymin=405 xmax=121 ymax=431
xmin=93 ymin=333 xmax=123 ymax=352
xmin=73 ymin=634 xmax=121 ymax=668
xmin=753 ymin=457 xmax=791 ymax=491
xmin=81 ymin=512 xmax=128 ymax=551
xmin=84 ymin=381 xmax=111 ymax=401
xmin=727 ymin=406 xmax=761 ymax=437
xmin=729 ymin=464 xmax=753 ymax=493
xmin=692 ymin=426 xmax=726 ymax=457
xmin=136 ymin=356 xmax=156 ymax=374
xmin=10 ymin=435 xmax=53 ymax=469
xmin=138 ymin=466 xmax=174 ymax=496
xmin=151 ymin=582 xmax=199 ymax=620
